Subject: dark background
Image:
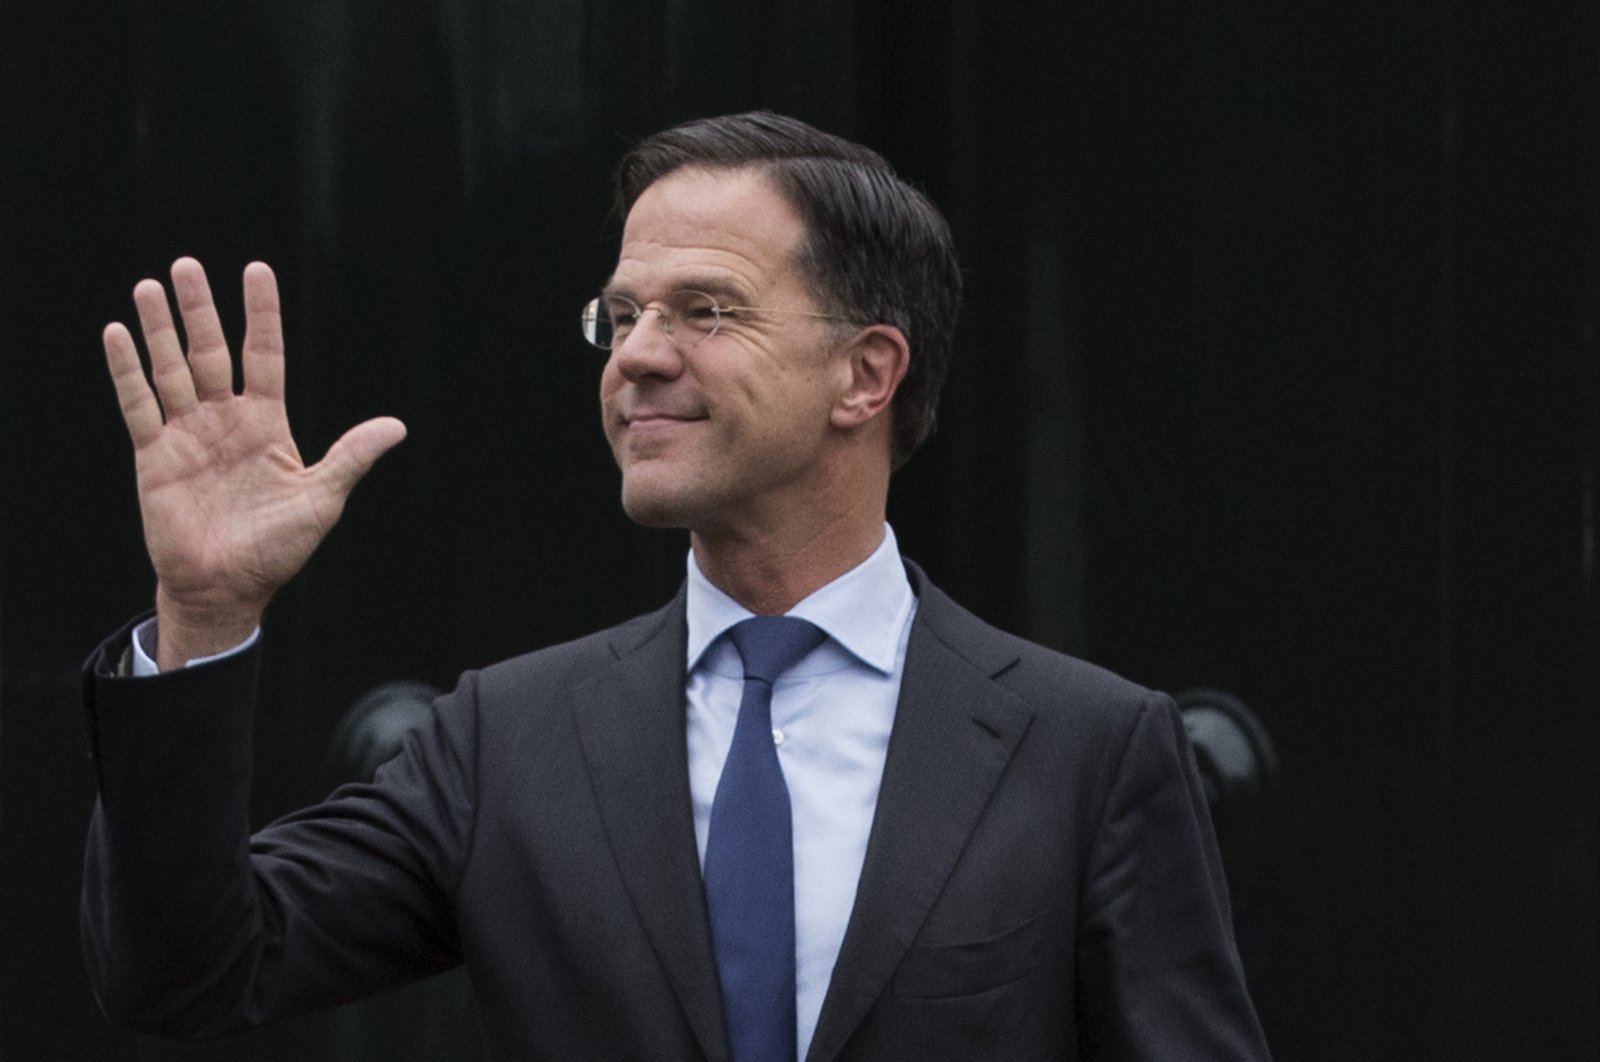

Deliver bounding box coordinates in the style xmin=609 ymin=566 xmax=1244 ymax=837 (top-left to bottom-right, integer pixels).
xmin=2 ymin=1 xmax=1595 ymax=1059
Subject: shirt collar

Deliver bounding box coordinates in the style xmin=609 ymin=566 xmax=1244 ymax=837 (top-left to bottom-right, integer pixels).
xmin=685 ymin=523 xmax=914 ymax=677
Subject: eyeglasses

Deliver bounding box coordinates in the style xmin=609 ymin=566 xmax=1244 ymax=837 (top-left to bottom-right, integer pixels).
xmin=579 ymin=290 xmax=851 ymax=350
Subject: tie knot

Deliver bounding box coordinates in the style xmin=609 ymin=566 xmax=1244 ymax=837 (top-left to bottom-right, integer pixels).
xmin=727 ymin=616 xmax=826 ymax=685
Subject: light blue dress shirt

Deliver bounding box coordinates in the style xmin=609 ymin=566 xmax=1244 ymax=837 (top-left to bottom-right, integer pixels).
xmin=131 ymin=525 xmax=918 ymax=1061
xmin=684 ymin=524 xmax=917 ymax=1061
xmin=130 ymin=621 xmax=258 ymax=673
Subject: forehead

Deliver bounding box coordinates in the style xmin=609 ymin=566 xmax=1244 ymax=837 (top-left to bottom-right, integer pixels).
xmin=610 ymin=167 xmax=807 ymax=298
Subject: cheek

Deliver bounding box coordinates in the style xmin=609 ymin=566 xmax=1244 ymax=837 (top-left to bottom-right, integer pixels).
xmin=598 ymin=366 xmax=623 ymax=431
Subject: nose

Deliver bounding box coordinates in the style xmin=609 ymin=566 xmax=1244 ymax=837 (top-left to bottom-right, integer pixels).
xmin=607 ymin=306 xmax=684 ymax=382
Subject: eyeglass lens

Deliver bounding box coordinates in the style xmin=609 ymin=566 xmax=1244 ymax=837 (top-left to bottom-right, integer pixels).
xmin=580 ymin=291 xmax=723 ymax=350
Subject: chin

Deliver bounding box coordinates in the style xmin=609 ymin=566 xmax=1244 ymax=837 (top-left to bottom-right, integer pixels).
xmin=617 ymin=477 xmax=698 ymax=529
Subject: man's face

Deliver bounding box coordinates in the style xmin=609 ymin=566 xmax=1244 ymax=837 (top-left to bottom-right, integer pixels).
xmin=600 ymin=167 xmax=849 ymax=537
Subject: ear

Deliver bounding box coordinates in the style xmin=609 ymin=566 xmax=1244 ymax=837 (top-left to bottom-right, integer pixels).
xmin=830 ymin=324 xmax=909 ymax=431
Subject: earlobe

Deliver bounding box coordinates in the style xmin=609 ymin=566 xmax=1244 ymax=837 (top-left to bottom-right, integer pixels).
xmin=831 ymin=325 xmax=909 ymax=430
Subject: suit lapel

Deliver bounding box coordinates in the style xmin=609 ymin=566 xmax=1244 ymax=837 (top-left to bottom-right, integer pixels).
xmin=806 ymin=579 xmax=1034 ymax=1062
xmin=571 ymin=593 xmax=730 ymax=1062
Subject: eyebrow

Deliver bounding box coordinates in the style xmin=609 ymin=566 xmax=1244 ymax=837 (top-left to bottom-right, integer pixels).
xmin=601 ymin=275 xmax=754 ymax=304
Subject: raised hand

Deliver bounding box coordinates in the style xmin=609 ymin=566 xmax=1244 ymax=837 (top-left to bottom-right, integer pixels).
xmin=103 ymin=258 xmax=407 ymax=670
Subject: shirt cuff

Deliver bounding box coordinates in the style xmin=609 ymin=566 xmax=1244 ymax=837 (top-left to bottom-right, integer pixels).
xmin=130 ymin=618 xmax=261 ymax=676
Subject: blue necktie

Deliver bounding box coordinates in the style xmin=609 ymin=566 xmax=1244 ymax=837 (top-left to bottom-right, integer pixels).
xmin=704 ymin=616 xmax=826 ymax=1062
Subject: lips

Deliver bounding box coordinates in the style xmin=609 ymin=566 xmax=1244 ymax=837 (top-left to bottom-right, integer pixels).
xmin=621 ymin=406 xmax=707 ymax=428
xmin=612 ymin=408 xmax=707 ymax=457
xmin=628 ymin=412 xmax=697 ymax=424
xmin=603 ymin=383 xmax=708 ymax=441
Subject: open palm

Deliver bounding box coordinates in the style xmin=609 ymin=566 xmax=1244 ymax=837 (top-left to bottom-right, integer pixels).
xmin=103 ymin=258 xmax=405 ymax=668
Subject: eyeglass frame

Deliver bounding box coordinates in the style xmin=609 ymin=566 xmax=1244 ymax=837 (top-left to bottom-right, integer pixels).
xmin=579 ymin=289 xmax=856 ymax=351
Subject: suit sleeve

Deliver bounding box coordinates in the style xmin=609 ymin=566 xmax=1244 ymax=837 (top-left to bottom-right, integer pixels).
xmin=1074 ymin=692 xmax=1271 ymax=1060
xmin=79 ymin=616 xmax=478 ymax=1039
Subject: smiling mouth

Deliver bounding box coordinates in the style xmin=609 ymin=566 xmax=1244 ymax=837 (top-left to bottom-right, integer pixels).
xmin=625 ymin=412 xmax=705 ymax=428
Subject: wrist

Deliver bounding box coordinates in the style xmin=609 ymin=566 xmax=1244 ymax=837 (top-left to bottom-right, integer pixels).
xmin=152 ymin=585 xmax=264 ymax=672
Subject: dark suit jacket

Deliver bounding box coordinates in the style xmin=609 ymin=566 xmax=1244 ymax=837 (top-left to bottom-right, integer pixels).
xmin=81 ymin=564 xmax=1269 ymax=1060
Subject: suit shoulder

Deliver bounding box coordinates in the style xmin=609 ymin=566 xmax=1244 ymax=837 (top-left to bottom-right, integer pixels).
xmin=913 ymin=574 xmax=1165 ymax=719
xmin=480 ymin=601 xmax=675 ymax=684
xmin=465 ymin=598 xmax=680 ymax=701
xmin=1005 ymin=628 xmax=1156 ymax=708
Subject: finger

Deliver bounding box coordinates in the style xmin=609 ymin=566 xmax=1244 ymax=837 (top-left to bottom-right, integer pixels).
xmin=132 ymin=276 xmax=198 ymax=416
xmin=102 ymin=322 xmax=164 ymax=447
xmin=240 ymin=261 xmax=285 ymax=400
xmin=170 ymin=257 xmax=234 ymax=400
xmin=313 ymin=416 xmax=408 ymax=500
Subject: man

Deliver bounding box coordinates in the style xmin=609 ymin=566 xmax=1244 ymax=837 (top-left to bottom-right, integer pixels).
xmin=83 ymin=112 xmax=1269 ymax=1060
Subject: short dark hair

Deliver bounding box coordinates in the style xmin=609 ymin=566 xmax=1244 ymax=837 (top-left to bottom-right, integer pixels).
xmin=615 ymin=111 xmax=961 ymax=469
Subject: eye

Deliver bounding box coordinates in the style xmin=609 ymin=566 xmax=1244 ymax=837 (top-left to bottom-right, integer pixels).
xmin=677 ymin=291 xmax=724 ymax=333
xmin=603 ymin=297 xmax=640 ymax=333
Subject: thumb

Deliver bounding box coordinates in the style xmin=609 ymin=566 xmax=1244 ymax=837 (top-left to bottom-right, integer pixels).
xmin=314 ymin=415 xmax=408 ymax=498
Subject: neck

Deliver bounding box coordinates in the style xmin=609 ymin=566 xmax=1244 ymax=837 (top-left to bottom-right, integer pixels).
xmin=691 ymin=496 xmax=887 ymax=615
